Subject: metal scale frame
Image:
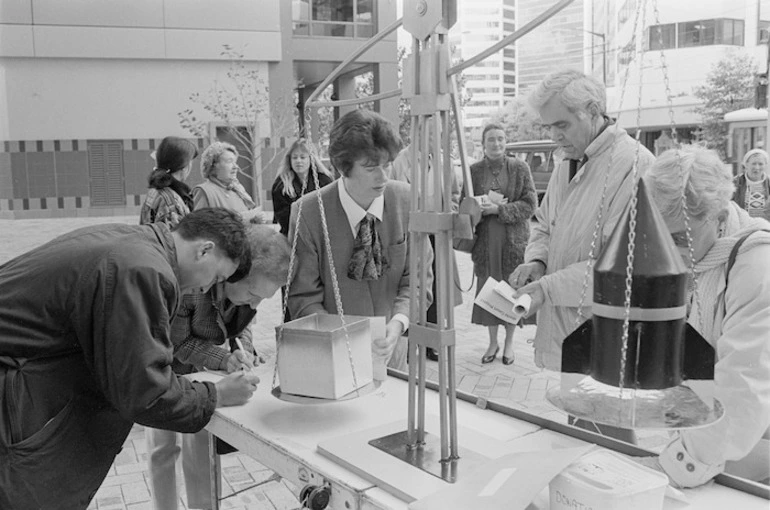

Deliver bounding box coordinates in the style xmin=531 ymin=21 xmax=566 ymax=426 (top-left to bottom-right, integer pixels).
xmin=295 ymin=0 xmax=577 ymax=487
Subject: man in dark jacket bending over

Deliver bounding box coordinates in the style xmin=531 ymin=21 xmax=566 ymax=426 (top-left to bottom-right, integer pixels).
xmin=0 ymin=208 xmax=260 ymax=509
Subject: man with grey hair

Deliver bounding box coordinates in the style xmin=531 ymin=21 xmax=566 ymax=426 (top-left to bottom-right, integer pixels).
xmin=509 ymin=69 xmax=655 ymax=376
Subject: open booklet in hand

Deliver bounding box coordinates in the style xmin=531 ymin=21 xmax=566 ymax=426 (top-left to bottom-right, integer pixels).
xmin=473 ymin=277 xmax=532 ymax=324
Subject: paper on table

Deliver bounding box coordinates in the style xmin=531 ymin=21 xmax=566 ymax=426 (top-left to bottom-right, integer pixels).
xmin=474 ymin=277 xmax=531 ymax=324
xmin=408 ymin=445 xmax=595 ymax=510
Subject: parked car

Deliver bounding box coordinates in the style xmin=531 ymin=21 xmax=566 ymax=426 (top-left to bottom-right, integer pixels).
xmin=505 ymin=140 xmax=559 ymax=203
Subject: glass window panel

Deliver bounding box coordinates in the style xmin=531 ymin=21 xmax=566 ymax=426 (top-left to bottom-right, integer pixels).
xmin=649 ymin=24 xmax=675 ymax=50
xmin=312 ymin=0 xmax=332 ymax=21
xmin=312 ymin=22 xmax=354 ymax=37
xmin=356 ymin=0 xmax=372 ymax=22
xmin=313 ymin=0 xmax=354 ymax=22
xmin=679 ymin=21 xmax=700 ymax=47
xmin=734 ymin=19 xmax=745 ymax=45
xmin=701 ymin=19 xmax=716 ymax=45
xmin=293 ymin=0 xmax=310 ymax=20
xmin=293 ymin=22 xmax=310 ymax=35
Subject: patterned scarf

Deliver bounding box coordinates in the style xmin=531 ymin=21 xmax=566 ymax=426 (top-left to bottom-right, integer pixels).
xmin=348 ymin=213 xmax=387 ymax=280
xmin=210 ymin=176 xmax=256 ymax=209
xmin=745 ymin=175 xmax=768 ymax=218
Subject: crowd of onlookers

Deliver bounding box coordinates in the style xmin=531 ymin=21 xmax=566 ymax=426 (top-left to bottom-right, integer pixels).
xmin=0 ymin=68 xmax=768 ymax=510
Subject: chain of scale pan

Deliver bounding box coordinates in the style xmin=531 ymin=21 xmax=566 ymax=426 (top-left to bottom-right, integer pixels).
xmin=297 ymin=105 xmax=360 ymax=395
xmin=652 ymin=0 xmax=704 ymax=331
xmin=273 ymin=173 xmax=308 ymax=390
xmin=575 ymin=0 xmax=648 ymax=323
xmin=272 ymin=107 xmax=361 ymax=395
xmin=618 ymin=0 xmax=650 ymax=398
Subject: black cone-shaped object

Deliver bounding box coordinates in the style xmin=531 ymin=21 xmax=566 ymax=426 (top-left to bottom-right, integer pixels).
xmin=547 ymin=180 xmax=723 ymax=429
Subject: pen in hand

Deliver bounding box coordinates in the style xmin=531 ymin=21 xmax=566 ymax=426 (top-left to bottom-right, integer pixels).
xmin=234 ymin=337 xmax=254 ymax=371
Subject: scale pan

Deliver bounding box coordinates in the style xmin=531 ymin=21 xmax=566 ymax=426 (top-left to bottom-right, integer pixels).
xmin=546 ymin=375 xmax=723 ymax=430
xmin=271 ymin=380 xmax=382 ymax=405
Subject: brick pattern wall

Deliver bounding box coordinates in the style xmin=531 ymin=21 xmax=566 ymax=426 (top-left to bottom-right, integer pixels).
xmin=0 ymin=137 xmax=289 ymax=219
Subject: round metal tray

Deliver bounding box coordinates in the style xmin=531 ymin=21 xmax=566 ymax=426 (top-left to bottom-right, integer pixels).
xmin=271 ymin=380 xmax=382 ymax=404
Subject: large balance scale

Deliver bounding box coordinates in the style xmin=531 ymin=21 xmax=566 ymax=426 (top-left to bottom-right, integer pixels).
xmin=272 ymin=0 xmax=723 ymax=504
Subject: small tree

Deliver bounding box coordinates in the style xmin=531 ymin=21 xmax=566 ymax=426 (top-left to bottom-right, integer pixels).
xmin=693 ymin=51 xmax=756 ymax=159
xmin=491 ymin=98 xmax=550 ymax=142
xmin=179 ymin=45 xmax=297 ymax=205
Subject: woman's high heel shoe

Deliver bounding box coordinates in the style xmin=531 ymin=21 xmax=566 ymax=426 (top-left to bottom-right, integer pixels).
xmin=481 ymin=346 xmax=500 ymax=364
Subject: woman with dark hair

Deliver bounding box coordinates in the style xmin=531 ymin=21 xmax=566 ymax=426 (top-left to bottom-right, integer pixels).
xmin=470 ymin=123 xmax=536 ymax=366
xmin=287 ymin=109 xmax=421 ymax=372
xmin=271 ymin=138 xmax=334 ymax=237
xmin=139 ymin=136 xmax=198 ymax=227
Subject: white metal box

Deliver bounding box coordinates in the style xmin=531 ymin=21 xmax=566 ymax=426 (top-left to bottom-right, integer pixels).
xmin=276 ymin=313 xmax=373 ymax=399
xmin=549 ymin=449 xmax=668 ymax=510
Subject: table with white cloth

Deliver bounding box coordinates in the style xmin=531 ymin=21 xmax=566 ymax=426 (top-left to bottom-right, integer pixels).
xmin=193 ymin=363 xmax=769 ymax=510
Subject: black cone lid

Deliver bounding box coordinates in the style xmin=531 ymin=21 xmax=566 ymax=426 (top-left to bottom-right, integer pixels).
xmin=595 ymin=179 xmax=686 ymax=278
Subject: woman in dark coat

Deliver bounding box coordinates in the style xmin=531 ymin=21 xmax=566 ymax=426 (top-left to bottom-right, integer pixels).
xmin=471 ymin=123 xmax=537 ymax=366
xmin=271 ymin=138 xmax=334 ymax=236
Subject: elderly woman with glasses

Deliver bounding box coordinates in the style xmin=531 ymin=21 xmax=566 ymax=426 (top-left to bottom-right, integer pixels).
xmin=193 ymin=141 xmax=265 ymax=223
xmin=642 ymin=145 xmax=770 ymax=488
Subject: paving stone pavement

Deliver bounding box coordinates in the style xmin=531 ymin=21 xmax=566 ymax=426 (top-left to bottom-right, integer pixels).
xmin=0 ymin=216 xmax=669 ymax=510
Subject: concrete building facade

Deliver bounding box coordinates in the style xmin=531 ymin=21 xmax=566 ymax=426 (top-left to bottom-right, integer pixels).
xmin=0 ymin=0 xmax=398 ymax=218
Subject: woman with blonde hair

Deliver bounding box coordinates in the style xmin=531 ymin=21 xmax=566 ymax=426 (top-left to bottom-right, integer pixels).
xmin=271 ymin=138 xmax=334 ymax=236
xmin=193 ymin=141 xmax=265 ymax=223
xmin=733 ymin=148 xmax=770 ymax=221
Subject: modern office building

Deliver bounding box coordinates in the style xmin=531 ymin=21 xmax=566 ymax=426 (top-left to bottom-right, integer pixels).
xmin=448 ymin=0 xmax=517 ymax=147
xmin=0 ymin=0 xmax=398 ymax=218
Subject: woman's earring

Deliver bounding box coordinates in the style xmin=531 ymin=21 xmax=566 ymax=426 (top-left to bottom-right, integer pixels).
xmin=718 ymin=223 xmax=725 ymax=238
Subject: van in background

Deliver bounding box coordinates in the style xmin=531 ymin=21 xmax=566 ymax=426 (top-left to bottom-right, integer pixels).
xmin=505 ymin=140 xmax=559 ymax=203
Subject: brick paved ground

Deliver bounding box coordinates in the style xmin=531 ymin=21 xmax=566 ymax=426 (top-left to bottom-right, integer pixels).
xmin=0 ymin=216 xmax=668 ymax=510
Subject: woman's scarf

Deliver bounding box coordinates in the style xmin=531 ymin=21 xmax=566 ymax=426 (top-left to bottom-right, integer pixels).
xmin=210 ymin=176 xmax=256 ymax=209
xmin=690 ymin=207 xmax=770 ymax=341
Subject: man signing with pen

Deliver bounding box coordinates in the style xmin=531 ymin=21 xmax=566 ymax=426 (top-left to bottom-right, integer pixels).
xmin=146 ymin=224 xmax=291 ymax=510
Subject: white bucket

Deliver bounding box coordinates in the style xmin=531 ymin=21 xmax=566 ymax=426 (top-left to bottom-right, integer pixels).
xmin=549 ymin=449 xmax=668 ymax=510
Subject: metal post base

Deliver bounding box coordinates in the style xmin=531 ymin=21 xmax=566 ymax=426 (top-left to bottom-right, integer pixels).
xmin=369 ymin=430 xmax=488 ymax=483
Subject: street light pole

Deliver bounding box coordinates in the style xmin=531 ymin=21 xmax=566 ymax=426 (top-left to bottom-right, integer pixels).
xmin=584 ymin=29 xmax=606 ymax=85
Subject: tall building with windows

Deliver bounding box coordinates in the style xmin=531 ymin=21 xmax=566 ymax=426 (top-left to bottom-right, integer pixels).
xmin=0 ymin=0 xmax=397 ymax=218
xmin=449 ymin=0 xmax=517 ymax=145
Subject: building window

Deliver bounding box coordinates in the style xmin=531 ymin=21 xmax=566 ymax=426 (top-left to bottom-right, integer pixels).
xmin=647 ymin=23 xmax=675 ymax=50
xmin=644 ymin=18 xmax=745 ymax=51
xmin=293 ymin=0 xmax=374 ymax=38
xmin=717 ymin=19 xmax=744 ymax=46
xmin=503 ymin=22 xmax=516 ymax=33
xmin=503 ymin=48 xmax=516 ymax=58
xmin=679 ymin=19 xmax=716 ymax=47
xmin=760 ymin=20 xmax=770 ymax=43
